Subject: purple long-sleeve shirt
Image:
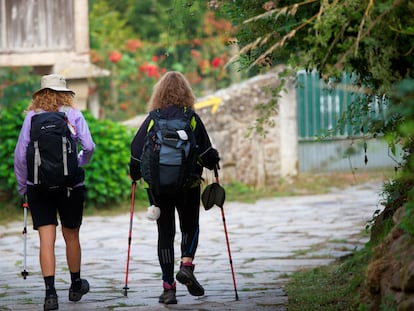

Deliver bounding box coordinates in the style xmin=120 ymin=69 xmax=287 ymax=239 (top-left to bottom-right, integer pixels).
xmin=14 ymin=107 xmax=95 ymax=195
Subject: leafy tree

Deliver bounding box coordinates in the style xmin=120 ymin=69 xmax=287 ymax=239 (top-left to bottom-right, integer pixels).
xmin=221 ymin=0 xmax=414 ymax=138
xmin=220 ymin=0 xmax=414 ymax=231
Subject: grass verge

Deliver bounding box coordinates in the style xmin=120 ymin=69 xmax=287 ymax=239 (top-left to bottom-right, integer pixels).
xmin=285 ymin=245 xmax=373 ymax=311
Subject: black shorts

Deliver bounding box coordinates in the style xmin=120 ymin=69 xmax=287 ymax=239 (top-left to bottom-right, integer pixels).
xmin=27 ymin=185 xmax=86 ymax=230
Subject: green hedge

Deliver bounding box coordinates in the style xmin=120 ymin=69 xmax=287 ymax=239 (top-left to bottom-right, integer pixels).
xmin=82 ymin=111 xmax=136 ymax=207
xmin=0 ymin=101 xmax=28 ymax=200
xmin=0 ymin=100 xmax=145 ymax=208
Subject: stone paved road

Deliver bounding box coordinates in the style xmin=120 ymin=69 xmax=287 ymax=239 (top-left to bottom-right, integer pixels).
xmin=0 ymin=182 xmax=383 ymax=310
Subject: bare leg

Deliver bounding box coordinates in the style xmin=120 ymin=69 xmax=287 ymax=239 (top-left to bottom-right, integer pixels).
xmin=38 ymin=225 xmax=57 ymax=277
xmin=62 ymin=226 xmax=81 ymax=273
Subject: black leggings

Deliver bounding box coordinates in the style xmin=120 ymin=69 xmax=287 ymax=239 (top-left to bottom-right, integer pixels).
xmin=155 ymin=186 xmax=200 ymax=284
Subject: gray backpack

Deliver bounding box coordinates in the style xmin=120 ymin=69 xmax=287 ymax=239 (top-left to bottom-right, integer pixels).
xmin=140 ymin=108 xmax=199 ymax=195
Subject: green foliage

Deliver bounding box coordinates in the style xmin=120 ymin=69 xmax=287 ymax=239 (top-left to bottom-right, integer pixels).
xmin=220 ymin=0 xmax=414 ymax=136
xmin=0 ymin=68 xmax=37 ymax=109
xmin=88 ymin=0 xmax=135 ymax=50
xmin=0 ymin=100 xmax=28 ymax=203
xmin=388 ymin=79 xmax=414 ymax=235
xmin=82 ymin=112 xmax=135 ymax=207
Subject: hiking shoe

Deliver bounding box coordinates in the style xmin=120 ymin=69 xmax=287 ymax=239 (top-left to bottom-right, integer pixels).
xmin=69 ymin=279 xmax=90 ymax=302
xmin=159 ymin=281 xmax=177 ymax=304
xmin=176 ymin=264 xmax=204 ymax=296
xmin=44 ymin=293 xmax=58 ymax=310
xmin=159 ymin=289 xmax=177 ymax=304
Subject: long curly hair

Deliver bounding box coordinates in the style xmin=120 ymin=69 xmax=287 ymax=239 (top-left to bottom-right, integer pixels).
xmin=28 ymin=89 xmax=75 ymax=112
xmin=148 ymin=71 xmax=195 ymax=111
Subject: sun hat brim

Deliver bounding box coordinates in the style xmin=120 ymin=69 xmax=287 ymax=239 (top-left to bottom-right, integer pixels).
xmin=32 ymin=74 xmax=75 ymax=97
xmin=32 ymin=87 xmax=75 ymax=98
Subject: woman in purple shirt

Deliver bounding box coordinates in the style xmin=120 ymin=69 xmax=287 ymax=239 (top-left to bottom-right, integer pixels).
xmin=14 ymin=74 xmax=95 ymax=311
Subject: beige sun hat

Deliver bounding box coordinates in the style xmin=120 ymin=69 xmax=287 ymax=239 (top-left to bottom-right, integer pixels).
xmin=32 ymin=74 xmax=75 ymax=97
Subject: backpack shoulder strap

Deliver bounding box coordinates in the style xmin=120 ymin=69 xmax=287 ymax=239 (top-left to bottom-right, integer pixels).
xmin=183 ymin=108 xmax=197 ymax=131
xmin=59 ymin=106 xmax=71 ymax=116
xmin=147 ymin=110 xmax=161 ymax=132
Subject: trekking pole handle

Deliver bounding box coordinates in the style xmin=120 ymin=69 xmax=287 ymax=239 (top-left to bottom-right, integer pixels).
xmin=214 ymin=164 xmax=219 ymax=183
xmin=22 ymin=196 xmax=28 ymax=234
xmin=22 ymin=195 xmax=28 ymax=208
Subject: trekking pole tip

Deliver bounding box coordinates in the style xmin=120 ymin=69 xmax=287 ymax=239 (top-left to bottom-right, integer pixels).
xmin=21 ymin=270 xmax=28 ymax=279
xmin=122 ymin=285 xmax=129 ymax=296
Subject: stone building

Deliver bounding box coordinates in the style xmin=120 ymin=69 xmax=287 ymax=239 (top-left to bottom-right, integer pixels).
xmin=0 ymin=0 xmax=108 ymax=115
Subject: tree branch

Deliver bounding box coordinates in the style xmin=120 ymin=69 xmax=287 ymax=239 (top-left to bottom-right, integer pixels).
xmin=355 ymin=0 xmax=374 ymax=57
xmin=337 ymin=0 xmax=403 ymax=66
xmin=250 ymin=13 xmax=319 ymax=69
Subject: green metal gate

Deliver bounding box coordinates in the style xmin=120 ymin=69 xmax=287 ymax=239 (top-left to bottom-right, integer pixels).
xmin=296 ymin=70 xmax=400 ymax=172
xmin=296 ymin=70 xmax=354 ymax=140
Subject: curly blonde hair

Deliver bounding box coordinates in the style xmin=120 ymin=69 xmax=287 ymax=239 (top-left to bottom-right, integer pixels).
xmin=148 ymin=71 xmax=195 ymax=111
xmin=28 ymin=89 xmax=75 ymax=112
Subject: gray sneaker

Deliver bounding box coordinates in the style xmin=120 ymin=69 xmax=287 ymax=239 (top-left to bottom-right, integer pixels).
xmin=69 ymin=279 xmax=89 ymax=302
xmin=176 ymin=264 xmax=205 ymax=296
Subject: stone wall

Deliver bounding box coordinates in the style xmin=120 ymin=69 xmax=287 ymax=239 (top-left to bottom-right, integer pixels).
xmin=363 ymin=206 xmax=414 ymax=310
xmin=124 ymin=70 xmax=298 ymax=187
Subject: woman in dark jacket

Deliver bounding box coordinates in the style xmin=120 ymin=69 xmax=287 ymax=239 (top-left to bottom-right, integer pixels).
xmin=129 ymin=71 xmax=220 ymax=304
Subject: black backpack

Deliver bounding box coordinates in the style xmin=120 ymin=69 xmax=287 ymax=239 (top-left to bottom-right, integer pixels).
xmin=26 ymin=111 xmax=84 ymax=190
xmin=140 ymin=108 xmax=199 ymax=195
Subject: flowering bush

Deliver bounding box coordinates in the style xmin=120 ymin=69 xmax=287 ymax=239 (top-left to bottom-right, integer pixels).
xmin=89 ymin=3 xmax=240 ymax=121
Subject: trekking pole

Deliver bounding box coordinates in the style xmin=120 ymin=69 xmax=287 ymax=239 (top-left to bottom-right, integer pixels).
xmin=214 ymin=165 xmax=239 ymax=301
xmin=123 ymin=181 xmax=136 ymax=296
xmin=21 ymin=196 xmax=29 ymax=279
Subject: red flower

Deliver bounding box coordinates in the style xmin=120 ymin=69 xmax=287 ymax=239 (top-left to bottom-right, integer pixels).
xmin=139 ymin=63 xmax=160 ymax=78
xmin=152 ymin=55 xmax=159 ymax=62
xmin=109 ymin=51 xmax=122 ymax=63
xmin=139 ymin=62 xmax=148 ymax=72
xmin=147 ymin=64 xmax=159 ymax=78
xmin=211 ymin=57 xmax=222 ymax=68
